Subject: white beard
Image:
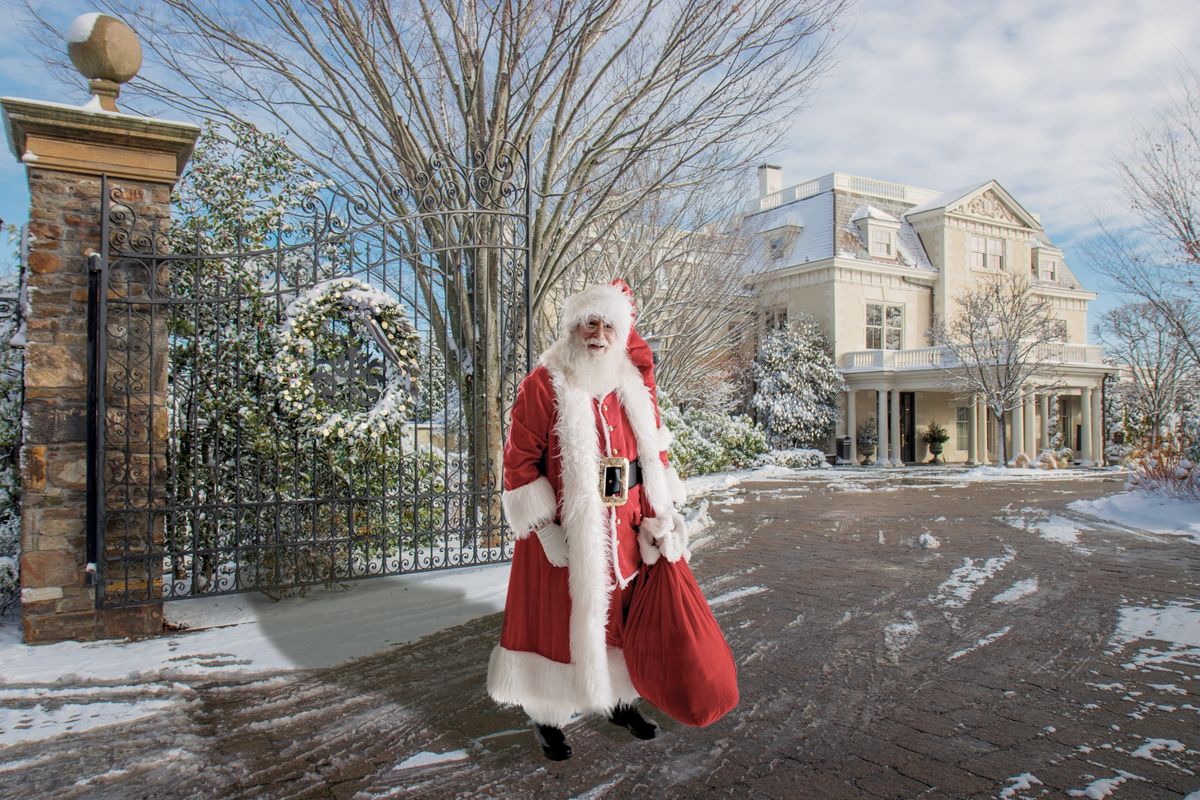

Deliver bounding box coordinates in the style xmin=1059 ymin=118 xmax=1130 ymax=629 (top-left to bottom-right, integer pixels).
xmin=560 ymin=334 xmax=627 ymax=397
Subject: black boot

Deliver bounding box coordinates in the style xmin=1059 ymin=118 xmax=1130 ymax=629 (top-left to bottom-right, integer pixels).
xmin=608 ymin=703 xmax=658 ymax=740
xmin=533 ymin=723 xmax=572 ymax=761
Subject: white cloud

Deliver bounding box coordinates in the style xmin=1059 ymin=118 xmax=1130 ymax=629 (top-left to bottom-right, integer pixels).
xmin=773 ymin=0 xmax=1200 ymax=323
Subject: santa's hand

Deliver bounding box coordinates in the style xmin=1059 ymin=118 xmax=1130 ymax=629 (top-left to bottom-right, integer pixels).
xmin=536 ymin=522 xmax=569 ymax=567
xmin=657 ymin=511 xmax=691 ymax=563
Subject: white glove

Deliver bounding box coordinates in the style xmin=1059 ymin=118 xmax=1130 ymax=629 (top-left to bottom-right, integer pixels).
xmin=536 ymin=522 xmax=569 ymax=567
xmin=638 ymin=511 xmax=690 ymax=565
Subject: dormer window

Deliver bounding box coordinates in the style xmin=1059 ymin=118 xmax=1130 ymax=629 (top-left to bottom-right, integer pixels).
xmin=870 ymin=228 xmax=895 ymax=258
xmin=1031 ymin=242 xmax=1063 ymax=282
xmin=761 ymin=218 xmax=802 ymax=262
xmin=851 ymin=204 xmax=900 ymax=262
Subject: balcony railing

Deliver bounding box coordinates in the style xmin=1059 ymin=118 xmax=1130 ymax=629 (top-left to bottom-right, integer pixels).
xmin=840 ymin=342 xmax=1105 ymax=371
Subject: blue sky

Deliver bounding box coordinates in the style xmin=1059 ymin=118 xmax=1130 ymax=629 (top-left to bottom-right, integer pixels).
xmin=3 ymin=0 xmax=1200 ymax=331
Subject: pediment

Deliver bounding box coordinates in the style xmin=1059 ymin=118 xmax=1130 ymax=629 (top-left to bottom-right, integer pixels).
xmin=947 ymin=186 xmax=1039 ymax=229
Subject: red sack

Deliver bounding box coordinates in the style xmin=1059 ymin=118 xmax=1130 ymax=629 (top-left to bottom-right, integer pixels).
xmin=623 ymin=557 xmax=738 ymax=727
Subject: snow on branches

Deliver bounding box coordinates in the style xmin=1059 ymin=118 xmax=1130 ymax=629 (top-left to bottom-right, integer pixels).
xmin=751 ymin=314 xmax=845 ymax=450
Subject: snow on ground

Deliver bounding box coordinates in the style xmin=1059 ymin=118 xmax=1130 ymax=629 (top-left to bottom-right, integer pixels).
xmin=1108 ymin=600 xmax=1200 ymax=671
xmin=1000 ymin=772 xmax=1044 ymax=799
xmin=992 ymin=578 xmax=1039 ymax=604
xmin=708 ymin=586 xmax=768 ymax=607
xmin=917 ymin=532 xmax=941 ymax=549
xmin=393 ymin=749 xmax=469 ymax=770
xmin=1069 ymin=492 xmax=1200 ymax=545
xmin=0 ymin=563 xmax=511 ymax=685
xmin=931 ymin=546 xmax=1016 ymax=608
xmin=1004 ymin=509 xmax=1092 ymax=549
xmin=883 ymin=613 xmax=920 ymax=663
xmin=948 ymin=625 xmax=1012 ymax=661
xmin=1067 ymin=769 xmax=1146 ymax=798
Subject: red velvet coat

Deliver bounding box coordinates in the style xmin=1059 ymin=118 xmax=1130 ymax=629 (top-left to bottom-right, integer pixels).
xmin=486 ymin=334 xmax=686 ymax=725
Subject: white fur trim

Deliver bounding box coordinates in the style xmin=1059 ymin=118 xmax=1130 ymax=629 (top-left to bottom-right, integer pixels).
xmin=560 ymin=284 xmax=633 ymax=347
xmin=638 ymin=518 xmax=664 ymax=565
xmin=501 ymin=477 xmax=556 ymax=539
xmin=666 ymin=465 xmax=687 ymax=507
xmin=487 ymin=645 xmax=637 ymax=725
xmin=615 ymin=359 xmax=676 ymax=519
xmin=657 ymin=424 xmax=674 ymax=450
xmin=548 ymin=367 xmax=616 ymax=710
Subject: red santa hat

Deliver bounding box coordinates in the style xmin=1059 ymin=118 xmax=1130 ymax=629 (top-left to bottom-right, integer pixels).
xmin=560 ymin=283 xmax=635 ymax=346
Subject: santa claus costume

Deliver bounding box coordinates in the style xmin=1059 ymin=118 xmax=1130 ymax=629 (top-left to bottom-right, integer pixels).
xmin=487 ymin=283 xmax=688 ymax=752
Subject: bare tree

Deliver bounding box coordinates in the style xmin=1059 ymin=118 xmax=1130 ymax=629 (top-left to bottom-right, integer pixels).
xmin=929 ymin=273 xmax=1064 ymax=467
xmin=30 ymin=0 xmax=847 ymax=503
xmin=1091 ymin=65 xmax=1200 ymax=370
xmin=549 ymin=163 xmax=755 ymax=408
xmin=1096 ymin=302 xmax=1192 ymax=448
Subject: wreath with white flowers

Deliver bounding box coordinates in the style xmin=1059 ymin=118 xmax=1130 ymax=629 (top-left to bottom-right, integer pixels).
xmin=275 ymin=278 xmax=421 ymax=447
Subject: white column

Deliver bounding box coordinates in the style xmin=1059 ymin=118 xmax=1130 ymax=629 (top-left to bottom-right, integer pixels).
xmin=847 ymin=390 xmax=857 ymax=464
xmin=1024 ymin=391 xmax=1036 ymax=459
xmin=1012 ymin=392 xmax=1025 ymax=464
xmin=1092 ymin=386 xmax=1104 ymax=467
xmin=1039 ymin=393 xmax=1050 ymax=452
xmin=976 ymin=396 xmax=988 ymax=465
xmin=890 ymin=389 xmax=901 ymax=465
xmin=967 ymin=398 xmax=977 ymax=466
xmin=877 ymin=389 xmax=889 ymax=466
xmin=1080 ymin=387 xmax=1094 ymax=466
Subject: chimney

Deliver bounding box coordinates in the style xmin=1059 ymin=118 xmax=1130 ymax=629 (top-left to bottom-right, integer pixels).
xmin=758 ymin=164 xmax=782 ymax=198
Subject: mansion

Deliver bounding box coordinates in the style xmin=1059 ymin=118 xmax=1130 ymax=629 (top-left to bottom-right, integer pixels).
xmin=745 ymin=169 xmax=1110 ymax=466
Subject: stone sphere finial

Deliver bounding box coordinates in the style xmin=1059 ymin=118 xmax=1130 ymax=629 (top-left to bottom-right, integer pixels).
xmin=66 ymin=13 xmax=143 ymax=112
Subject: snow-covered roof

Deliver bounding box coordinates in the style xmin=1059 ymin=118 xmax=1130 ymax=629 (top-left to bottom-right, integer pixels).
xmin=743 ymin=190 xmax=834 ymax=267
xmin=849 ymin=204 xmax=898 ymax=224
xmin=903 ymin=181 xmax=991 ymax=216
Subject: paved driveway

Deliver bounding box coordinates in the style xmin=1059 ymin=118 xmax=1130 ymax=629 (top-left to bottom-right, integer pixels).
xmin=3 ymin=470 xmax=1198 ymax=799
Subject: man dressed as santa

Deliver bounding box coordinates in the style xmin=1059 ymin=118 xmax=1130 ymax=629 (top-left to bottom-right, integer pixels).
xmin=487 ymin=282 xmax=689 ymax=760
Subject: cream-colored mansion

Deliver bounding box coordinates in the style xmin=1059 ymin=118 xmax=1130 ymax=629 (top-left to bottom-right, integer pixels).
xmin=745 ymin=169 xmax=1111 ymax=466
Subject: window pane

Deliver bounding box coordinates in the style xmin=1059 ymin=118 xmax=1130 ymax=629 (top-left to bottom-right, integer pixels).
xmin=956 ymin=407 xmax=970 ymax=450
xmin=885 ymin=304 xmax=902 ymax=326
xmin=866 ymin=303 xmax=882 ymax=326
xmin=866 ymin=328 xmax=881 ymax=349
xmin=885 ymin=327 xmax=901 ymax=350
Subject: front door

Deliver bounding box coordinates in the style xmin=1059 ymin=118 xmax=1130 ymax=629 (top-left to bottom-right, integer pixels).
xmin=900 ymin=392 xmax=916 ymax=463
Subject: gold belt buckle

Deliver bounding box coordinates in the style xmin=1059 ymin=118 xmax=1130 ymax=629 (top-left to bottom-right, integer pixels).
xmin=599 ymin=456 xmax=630 ymax=507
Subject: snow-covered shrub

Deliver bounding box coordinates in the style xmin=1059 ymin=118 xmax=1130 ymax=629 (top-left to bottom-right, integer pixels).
xmin=763 ymin=448 xmax=828 ymax=469
xmin=1037 ymin=449 xmax=1059 ymax=470
xmin=750 ymin=314 xmax=844 ymax=449
xmin=1105 ymin=442 xmax=1134 ymax=465
xmin=661 ymin=395 xmax=767 ymax=478
xmin=1056 ymin=447 xmax=1074 ymax=465
xmin=0 ymin=261 xmax=22 ymax=614
xmin=1126 ymin=443 xmax=1200 ymax=500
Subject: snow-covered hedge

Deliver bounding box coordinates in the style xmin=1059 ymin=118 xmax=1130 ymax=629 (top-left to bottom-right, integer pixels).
xmin=750 ymin=314 xmax=844 ymax=449
xmin=0 ymin=267 xmax=21 ymax=613
xmin=762 ymin=448 xmax=828 ymax=470
xmin=661 ymin=396 xmax=768 ymax=478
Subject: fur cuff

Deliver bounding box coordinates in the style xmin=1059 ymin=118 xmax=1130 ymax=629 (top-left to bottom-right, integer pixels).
xmin=666 ymin=465 xmax=687 ymax=507
xmin=501 ymin=477 xmax=556 ymax=539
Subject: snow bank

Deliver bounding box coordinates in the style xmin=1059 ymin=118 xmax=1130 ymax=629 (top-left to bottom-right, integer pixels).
xmin=992 ymin=578 xmax=1038 ymax=604
xmin=1069 ymin=491 xmax=1200 ymax=545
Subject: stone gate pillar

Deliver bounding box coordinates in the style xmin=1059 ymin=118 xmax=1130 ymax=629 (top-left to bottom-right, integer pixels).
xmin=1 ymin=14 xmax=198 ymax=642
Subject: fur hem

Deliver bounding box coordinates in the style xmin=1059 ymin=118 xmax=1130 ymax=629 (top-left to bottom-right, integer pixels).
xmin=487 ymin=645 xmax=638 ymax=725
xmin=501 ymin=477 xmax=556 ymax=539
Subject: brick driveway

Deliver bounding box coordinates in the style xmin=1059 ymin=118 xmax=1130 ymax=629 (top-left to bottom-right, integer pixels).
xmin=3 ymin=470 xmax=1199 ymax=799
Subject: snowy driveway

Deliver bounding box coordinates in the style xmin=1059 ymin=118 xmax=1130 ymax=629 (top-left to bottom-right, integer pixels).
xmin=2 ymin=467 xmax=1199 ymax=799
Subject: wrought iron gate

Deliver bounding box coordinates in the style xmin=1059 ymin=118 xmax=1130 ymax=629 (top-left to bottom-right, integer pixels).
xmin=88 ymin=145 xmax=532 ymax=607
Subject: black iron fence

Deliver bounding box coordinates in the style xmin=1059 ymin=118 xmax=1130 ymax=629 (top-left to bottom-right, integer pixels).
xmin=88 ymin=145 xmax=531 ymax=607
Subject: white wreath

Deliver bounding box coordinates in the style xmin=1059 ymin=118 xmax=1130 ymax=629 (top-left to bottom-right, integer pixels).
xmin=274 ymin=278 xmax=422 ymax=447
